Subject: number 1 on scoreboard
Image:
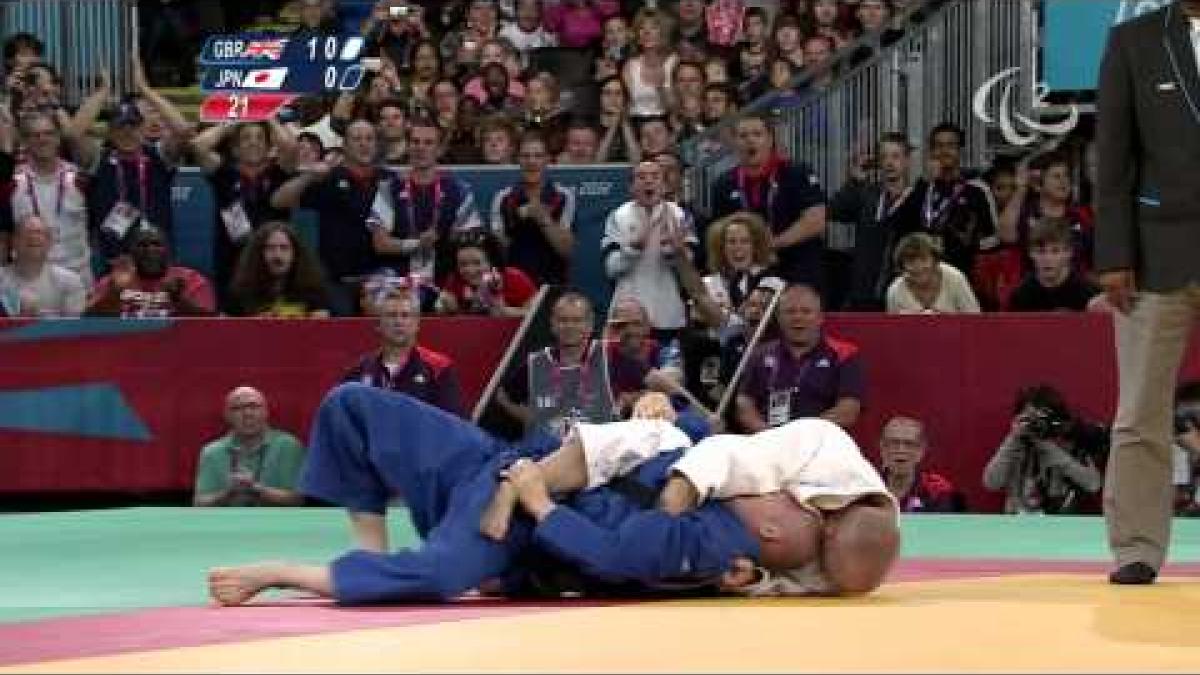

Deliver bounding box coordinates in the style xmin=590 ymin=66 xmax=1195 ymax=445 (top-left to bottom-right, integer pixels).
xmin=227 ymin=93 xmax=250 ymax=119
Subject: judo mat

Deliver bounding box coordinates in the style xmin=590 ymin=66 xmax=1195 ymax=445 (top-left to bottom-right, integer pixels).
xmin=2 ymin=508 xmax=1199 ymax=673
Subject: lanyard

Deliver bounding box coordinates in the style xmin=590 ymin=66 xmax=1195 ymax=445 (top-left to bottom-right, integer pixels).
xmin=736 ymin=164 xmax=779 ymax=214
xmin=229 ymin=443 xmax=267 ymax=482
xmin=21 ymin=162 xmax=67 ymax=218
xmin=235 ymin=163 xmax=271 ymax=204
xmin=112 ymin=152 xmax=150 ymax=211
xmin=404 ymin=173 xmax=444 ymax=238
xmin=545 ymin=340 xmax=595 ymax=412
xmin=876 ymin=185 xmax=912 ymax=222
xmin=767 ymin=340 xmax=815 ymax=394
xmin=922 ymin=180 xmax=966 ymax=231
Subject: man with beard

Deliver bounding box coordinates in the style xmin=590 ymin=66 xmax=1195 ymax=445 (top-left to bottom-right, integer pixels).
xmin=228 ymin=221 xmax=331 ymax=318
xmin=192 ymin=120 xmax=297 ymax=313
xmin=343 ymin=290 xmax=465 ymax=417
xmin=85 ymin=225 xmax=216 ymax=318
xmin=710 ymin=112 xmax=827 ymax=289
xmin=734 ymin=284 xmax=864 ymax=432
xmin=489 ymin=133 xmax=575 ymax=286
xmin=272 ymin=119 xmax=387 ymax=316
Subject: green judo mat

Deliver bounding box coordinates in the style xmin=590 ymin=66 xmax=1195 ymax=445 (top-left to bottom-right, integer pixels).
xmin=3 ymin=508 xmax=1199 ymax=625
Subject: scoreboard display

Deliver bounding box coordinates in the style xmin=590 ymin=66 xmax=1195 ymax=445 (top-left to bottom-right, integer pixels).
xmin=197 ymin=33 xmax=369 ymax=122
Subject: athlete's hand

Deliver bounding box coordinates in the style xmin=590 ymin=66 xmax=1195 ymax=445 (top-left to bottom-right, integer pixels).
xmin=658 ymin=474 xmax=700 ymax=515
xmin=505 ymin=459 xmax=555 ymax=520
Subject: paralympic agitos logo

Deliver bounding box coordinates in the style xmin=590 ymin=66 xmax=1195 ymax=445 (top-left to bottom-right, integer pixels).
xmin=972 ymin=67 xmax=1079 ymax=147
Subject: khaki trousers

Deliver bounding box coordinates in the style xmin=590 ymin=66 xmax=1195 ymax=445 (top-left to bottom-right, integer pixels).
xmin=1105 ymin=286 xmax=1200 ymax=569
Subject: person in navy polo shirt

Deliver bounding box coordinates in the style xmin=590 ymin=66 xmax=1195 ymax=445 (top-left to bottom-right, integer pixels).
xmin=272 ymin=119 xmax=392 ymax=316
xmin=734 ymin=284 xmax=864 ymax=432
xmin=342 ymin=290 xmax=465 ymax=418
xmin=710 ymin=111 xmax=827 ymax=290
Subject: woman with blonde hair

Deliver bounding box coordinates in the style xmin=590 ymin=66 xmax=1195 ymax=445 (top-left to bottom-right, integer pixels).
xmin=885 ymin=232 xmax=980 ymax=314
xmin=704 ymin=211 xmax=783 ymax=306
xmin=623 ymin=8 xmax=679 ymax=119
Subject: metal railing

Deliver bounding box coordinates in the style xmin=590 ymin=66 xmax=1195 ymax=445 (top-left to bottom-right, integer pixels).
xmin=1 ymin=0 xmax=138 ymax=105
xmin=683 ymin=0 xmax=1037 ymax=218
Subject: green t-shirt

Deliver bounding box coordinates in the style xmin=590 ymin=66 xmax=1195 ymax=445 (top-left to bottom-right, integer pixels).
xmin=194 ymin=429 xmax=307 ymax=505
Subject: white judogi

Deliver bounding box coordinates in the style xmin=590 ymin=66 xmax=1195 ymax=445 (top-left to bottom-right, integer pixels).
xmin=570 ymin=417 xmax=897 ymax=595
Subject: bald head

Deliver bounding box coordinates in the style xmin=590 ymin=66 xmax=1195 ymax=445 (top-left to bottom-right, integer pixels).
xmin=225 ymin=386 xmax=269 ymax=438
xmin=821 ymin=500 xmax=901 ymax=595
xmin=728 ymin=492 xmax=822 ymax=571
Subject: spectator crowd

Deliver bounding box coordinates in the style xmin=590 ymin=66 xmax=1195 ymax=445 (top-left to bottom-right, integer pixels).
xmin=0 ymin=0 xmax=1140 ymax=514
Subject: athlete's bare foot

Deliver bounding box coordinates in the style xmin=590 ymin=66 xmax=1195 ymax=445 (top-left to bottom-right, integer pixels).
xmin=479 ymin=479 xmax=519 ymax=541
xmin=208 ymin=563 xmax=284 ymax=606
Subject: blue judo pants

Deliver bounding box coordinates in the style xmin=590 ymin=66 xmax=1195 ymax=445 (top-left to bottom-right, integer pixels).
xmin=300 ymin=383 xmax=538 ymax=604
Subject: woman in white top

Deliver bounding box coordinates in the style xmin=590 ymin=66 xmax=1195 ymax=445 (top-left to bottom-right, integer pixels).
xmin=622 ymin=8 xmax=678 ymax=119
xmin=692 ymin=211 xmax=785 ymax=329
xmin=885 ymin=232 xmax=981 ymax=314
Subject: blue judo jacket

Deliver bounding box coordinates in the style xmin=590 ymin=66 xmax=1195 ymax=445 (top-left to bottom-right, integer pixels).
xmin=300 ymin=385 xmax=759 ymax=604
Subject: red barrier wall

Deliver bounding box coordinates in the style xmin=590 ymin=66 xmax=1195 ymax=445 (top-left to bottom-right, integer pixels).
xmin=3 ymin=314 xmax=1200 ymax=511
xmin=0 ymin=318 xmax=519 ymax=494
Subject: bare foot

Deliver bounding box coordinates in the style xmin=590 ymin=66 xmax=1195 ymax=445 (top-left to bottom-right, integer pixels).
xmin=479 ymin=480 xmax=519 ymax=541
xmin=208 ymin=563 xmax=283 ymax=606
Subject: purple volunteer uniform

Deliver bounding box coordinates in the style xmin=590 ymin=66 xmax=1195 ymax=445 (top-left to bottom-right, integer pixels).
xmin=738 ymin=336 xmax=865 ymax=427
xmin=299 ymin=385 xmax=758 ymax=604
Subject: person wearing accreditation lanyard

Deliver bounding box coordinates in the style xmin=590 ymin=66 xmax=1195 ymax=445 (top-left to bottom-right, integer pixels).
xmin=496 ymin=291 xmax=619 ymax=444
xmin=191 ymin=120 xmax=298 ymax=313
xmin=897 ymin=122 xmax=1005 ymax=283
xmin=366 ymin=120 xmax=483 ymax=288
xmin=828 ymin=131 xmax=924 ymax=311
xmin=8 ymin=112 xmax=93 ymax=286
xmin=64 ymin=61 xmax=190 ymax=264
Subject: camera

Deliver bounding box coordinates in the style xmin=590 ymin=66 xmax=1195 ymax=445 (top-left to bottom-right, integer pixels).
xmin=1024 ymin=405 xmax=1068 ymax=438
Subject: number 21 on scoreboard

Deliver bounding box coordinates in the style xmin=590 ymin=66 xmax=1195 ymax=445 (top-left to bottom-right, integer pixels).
xmin=227 ymin=93 xmax=249 ymax=119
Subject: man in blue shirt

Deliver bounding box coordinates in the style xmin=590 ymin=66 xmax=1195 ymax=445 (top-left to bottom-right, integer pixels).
xmin=208 ymin=384 xmax=820 ymax=605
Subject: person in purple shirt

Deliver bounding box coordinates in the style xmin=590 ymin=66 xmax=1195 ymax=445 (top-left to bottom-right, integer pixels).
xmin=342 ymin=290 xmax=465 ymax=418
xmin=734 ymin=284 xmax=865 ymax=432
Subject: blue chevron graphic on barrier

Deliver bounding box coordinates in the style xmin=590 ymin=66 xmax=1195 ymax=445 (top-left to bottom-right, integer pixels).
xmin=0 ymin=384 xmax=152 ymax=441
xmin=0 ymin=319 xmax=173 ymax=344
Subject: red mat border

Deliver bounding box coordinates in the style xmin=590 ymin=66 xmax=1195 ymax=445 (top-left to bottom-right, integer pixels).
xmin=2 ymin=559 xmax=1198 ymax=668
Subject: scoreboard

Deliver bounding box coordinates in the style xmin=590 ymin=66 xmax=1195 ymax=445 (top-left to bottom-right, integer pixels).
xmin=197 ymin=33 xmax=369 ymax=122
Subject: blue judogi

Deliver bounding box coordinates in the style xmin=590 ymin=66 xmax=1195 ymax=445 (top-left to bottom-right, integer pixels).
xmin=300 ymin=384 xmax=758 ymax=604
